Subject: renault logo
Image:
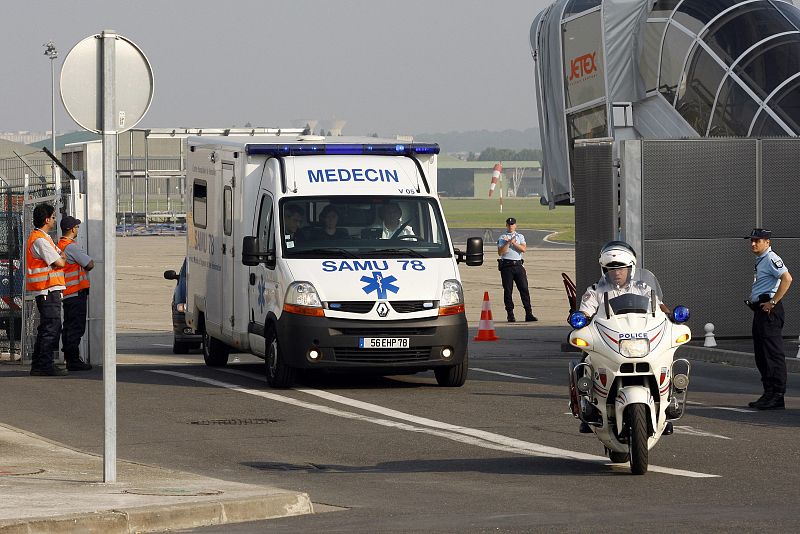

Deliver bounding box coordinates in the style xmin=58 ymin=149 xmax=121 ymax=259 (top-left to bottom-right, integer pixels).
xmin=376 ymin=302 xmax=390 ymax=317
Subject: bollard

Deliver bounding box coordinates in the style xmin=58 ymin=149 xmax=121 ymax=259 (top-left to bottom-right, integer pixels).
xmin=796 ymin=335 xmax=800 ymax=359
xmin=703 ymin=323 xmax=717 ymax=348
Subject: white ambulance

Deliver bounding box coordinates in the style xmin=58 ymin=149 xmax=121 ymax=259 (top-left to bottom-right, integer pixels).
xmin=184 ymin=135 xmax=483 ymax=388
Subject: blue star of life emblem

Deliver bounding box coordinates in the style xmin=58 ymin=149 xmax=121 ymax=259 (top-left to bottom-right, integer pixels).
xmin=257 ymin=274 xmax=266 ymax=314
xmin=360 ymin=271 xmax=399 ymax=299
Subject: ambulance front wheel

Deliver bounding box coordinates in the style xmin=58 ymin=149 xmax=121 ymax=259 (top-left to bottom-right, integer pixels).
xmin=202 ymin=330 xmax=230 ymax=367
xmin=434 ymin=353 xmax=468 ymax=387
xmin=266 ymin=335 xmax=296 ymax=388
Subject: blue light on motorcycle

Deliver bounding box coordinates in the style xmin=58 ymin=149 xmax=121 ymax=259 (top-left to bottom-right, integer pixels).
xmin=672 ymin=305 xmax=690 ymax=323
xmin=568 ymin=311 xmax=589 ymax=329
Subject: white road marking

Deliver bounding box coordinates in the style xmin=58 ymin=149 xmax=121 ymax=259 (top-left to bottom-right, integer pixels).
xmin=471 ymin=368 xmax=537 ymax=380
xmin=156 ymin=369 xmax=719 ymax=478
xmin=673 ymin=426 xmax=731 ymax=440
xmin=152 ymin=344 xmax=172 ymax=348
xmin=686 ymin=400 xmax=755 ymax=413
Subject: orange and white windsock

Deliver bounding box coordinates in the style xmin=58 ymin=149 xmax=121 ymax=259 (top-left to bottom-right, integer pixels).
xmin=489 ymin=162 xmax=502 ymax=197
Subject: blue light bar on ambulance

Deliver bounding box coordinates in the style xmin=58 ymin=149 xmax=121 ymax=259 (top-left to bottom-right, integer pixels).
xmin=245 ymin=143 xmax=440 ymax=156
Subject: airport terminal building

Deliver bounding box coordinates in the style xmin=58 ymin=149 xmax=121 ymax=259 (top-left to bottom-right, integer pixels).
xmin=531 ymin=0 xmax=800 ymax=336
xmin=531 ymin=0 xmax=800 ymax=205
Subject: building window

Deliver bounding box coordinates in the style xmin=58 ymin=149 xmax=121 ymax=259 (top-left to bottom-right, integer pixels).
xmin=676 ymin=46 xmax=727 ymax=134
xmin=562 ymin=10 xmax=605 ymax=109
xmin=642 ymin=21 xmax=668 ymax=92
xmin=563 ymin=0 xmax=601 ymax=18
xmin=703 ymin=2 xmax=795 ymax=65
xmin=736 ymin=35 xmax=800 ymax=100
xmin=659 ymin=22 xmax=695 ymax=103
xmin=709 ymin=76 xmax=760 ymax=135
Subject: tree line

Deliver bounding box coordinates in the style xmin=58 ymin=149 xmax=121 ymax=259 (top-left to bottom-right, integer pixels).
xmin=468 ymin=147 xmax=542 ymax=161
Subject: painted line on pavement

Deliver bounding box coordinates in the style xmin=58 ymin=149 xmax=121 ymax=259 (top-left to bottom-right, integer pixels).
xmin=471 ymin=368 xmax=537 ymax=380
xmin=673 ymin=426 xmax=731 ymax=440
xmin=157 ymin=369 xmax=718 ymax=478
xmin=686 ymin=400 xmax=755 ymax=413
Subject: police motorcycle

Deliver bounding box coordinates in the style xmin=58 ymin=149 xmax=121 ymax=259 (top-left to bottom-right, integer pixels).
xmin=567 ymin=244 xmax=692 ymax=475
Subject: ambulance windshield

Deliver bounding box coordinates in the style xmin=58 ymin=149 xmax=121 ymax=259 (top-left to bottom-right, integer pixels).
xmin=279 ymin=197 xmax=451 ymax=258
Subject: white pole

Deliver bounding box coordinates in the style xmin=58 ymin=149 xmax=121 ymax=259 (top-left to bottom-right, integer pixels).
xmin=101 ymin=30 xmax=117 ymax=484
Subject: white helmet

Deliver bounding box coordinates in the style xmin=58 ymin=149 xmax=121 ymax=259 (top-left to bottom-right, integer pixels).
xmin=599 ymin=240 xmax=637 ymax=277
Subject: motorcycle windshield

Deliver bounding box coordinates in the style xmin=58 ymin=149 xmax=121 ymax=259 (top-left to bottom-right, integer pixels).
xmin=597 ymin=268 xmax=663 ymax=316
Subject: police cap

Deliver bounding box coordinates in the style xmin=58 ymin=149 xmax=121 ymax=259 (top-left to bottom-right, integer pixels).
xmin=746 ymin=228 xmax=772 ymax=239
xmin=505 ymin=217 xmax=516 ymax=225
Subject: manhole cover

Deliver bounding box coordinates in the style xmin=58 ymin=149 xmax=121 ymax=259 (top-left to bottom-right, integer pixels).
xmin=0 ymin=466 xmax=45 ymax=476
xmin=123 ymin=488 xmax=224 ymax=496
xmin=189 ymin=418 xmax=281 ymax=426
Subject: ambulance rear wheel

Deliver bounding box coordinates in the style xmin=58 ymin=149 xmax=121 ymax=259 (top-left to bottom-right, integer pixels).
xmin=266 ymin=336 xmax=295 ymax=388
xmin=202 ymin=331 xmax=230 ymax=367
xmin=434 ymin=354 xmax=468 ymax=387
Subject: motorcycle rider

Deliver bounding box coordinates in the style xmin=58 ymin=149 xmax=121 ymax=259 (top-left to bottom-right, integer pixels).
xmin=579 ymin=241 xmax=670 ymax=317
xmin=576 ymin=241 xmax=671 ymax=434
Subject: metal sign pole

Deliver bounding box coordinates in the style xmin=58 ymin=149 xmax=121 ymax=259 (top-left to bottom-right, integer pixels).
xmin=60 ymin=30 xmax=152 ymax=484
xmin=101 ymin=30 xmax=117 ymax=484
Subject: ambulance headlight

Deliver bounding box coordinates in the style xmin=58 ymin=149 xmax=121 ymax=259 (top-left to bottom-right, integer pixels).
xmin=285 ymin=282 xmax=322 ymax=308
xmin=440 ymin=280 xmax=464 ymax=306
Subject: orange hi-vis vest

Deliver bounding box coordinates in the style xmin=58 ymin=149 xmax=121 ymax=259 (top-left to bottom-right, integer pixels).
xmin=57 ymin=237 xmax=90 ymax=296
xmin=25 ymin=229 xmax=65 ymax=292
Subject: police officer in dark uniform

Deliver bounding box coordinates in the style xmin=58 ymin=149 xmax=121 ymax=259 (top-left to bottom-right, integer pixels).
xmin=746 ymin=228 xmax=793 ymax=410
xmin=497 ymin=217 xmax=536 ymax=322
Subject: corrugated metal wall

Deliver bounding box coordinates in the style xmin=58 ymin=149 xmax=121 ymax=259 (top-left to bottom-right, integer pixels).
xmin=620 ymin=138 xmax=798 ymax=337
xmin=573 ymin=140 xmax=616 ymax=296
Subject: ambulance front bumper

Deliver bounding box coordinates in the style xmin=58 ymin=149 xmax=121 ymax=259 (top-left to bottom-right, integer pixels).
xmin=276 ymin=312 xmax=468 ymax=370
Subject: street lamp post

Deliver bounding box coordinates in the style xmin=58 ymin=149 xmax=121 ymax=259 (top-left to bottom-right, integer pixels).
xmin=43 ymin=41 xmax=58 ymax=175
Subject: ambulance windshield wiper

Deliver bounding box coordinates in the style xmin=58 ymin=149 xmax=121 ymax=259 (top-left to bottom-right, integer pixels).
xmin=369 ymin=247 xmax=425 ymax=258
xmin=294 ymin=247 xmax=358 ymax=258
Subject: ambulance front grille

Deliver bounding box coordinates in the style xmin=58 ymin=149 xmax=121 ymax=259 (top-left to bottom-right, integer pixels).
xmin=390 ymin=301 xmax=438 ymax=313
xmin=327 ymin=301 xmax=374 ymax=313
xmin=333 ymin=348 xmax=431 ymax=363
xmin=335 ymin=327 xmax=436 ymax=336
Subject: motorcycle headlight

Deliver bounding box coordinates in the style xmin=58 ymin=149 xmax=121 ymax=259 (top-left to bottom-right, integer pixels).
xmin=440 ymin=279 xmax=464 ymax=307
xmin=619 ymin=338 xmax=650 ymax=358
xmin=285 ymin=281 xmax=322 ymax=308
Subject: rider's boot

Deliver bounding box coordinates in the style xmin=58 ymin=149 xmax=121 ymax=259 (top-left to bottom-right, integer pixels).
xmin=579 ymin=421 xmax=592 ymax=433
xmin=663 ymin=421 xmax=673 ymax=435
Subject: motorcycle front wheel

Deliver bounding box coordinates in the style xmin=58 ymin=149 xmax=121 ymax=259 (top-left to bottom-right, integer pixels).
xmin=628 ymin=404 xmax=649 ymax=475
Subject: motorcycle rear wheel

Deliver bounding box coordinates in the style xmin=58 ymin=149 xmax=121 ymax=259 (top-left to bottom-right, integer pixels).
xmin=628 ymin=404 xmax=649 ymax=475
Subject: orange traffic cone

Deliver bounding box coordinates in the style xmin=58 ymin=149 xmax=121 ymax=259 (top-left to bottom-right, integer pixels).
xmin=474 ymin=291 xmax=499 ymax=341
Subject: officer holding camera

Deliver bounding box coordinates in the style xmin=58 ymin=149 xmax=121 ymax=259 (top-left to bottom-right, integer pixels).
xmin=497 ymin=217 xmax=536 ymax=323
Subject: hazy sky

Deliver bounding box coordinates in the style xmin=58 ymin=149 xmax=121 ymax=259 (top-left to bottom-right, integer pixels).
xmin=2 ymin=0 xmax=551 ymax=136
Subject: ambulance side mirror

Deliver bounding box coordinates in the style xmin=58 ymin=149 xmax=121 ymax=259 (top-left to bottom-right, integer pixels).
xmin=241 ymin=236 xmax=275 ymax=268
xmin=455 ymin=237 xmax=483 ymax=266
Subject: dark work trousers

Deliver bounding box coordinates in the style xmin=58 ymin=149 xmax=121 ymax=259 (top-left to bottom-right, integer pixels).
xmin=32 ymin=290 xmax=62 ymax=371
xmin=61 ymin=289 xmax=88 ymax=361
xmin=500 ymin=264 xmax=532 ymax=313
xmin=752 ymin=301 xmax=787 ymax=395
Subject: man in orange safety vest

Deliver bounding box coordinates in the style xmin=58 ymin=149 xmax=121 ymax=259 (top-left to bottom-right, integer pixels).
xmin=57 ymin=215 xmax=94 ymax=371
xmin=26 ymin=204 xmax=66 ymax=376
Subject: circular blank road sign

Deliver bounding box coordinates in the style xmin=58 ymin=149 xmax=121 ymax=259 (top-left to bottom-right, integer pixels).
xmin=60 ymin=32 xmax=154 ymax=134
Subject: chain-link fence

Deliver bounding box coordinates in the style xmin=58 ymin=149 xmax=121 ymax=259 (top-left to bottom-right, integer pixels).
xmin=0 ymin=149 xmax=68 ymax=364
